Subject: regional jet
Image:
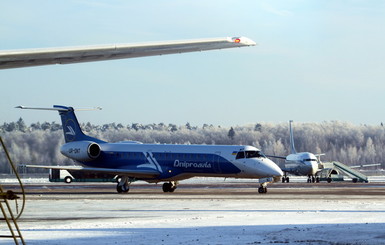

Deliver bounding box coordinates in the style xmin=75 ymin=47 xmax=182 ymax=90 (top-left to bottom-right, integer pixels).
xmin=18 ymin=105 xmax=283 ymax=194
xmin=267 ymin=120 xmax=320 ymax=183
xmin=0 ymin=37 xmax=255 ymax=69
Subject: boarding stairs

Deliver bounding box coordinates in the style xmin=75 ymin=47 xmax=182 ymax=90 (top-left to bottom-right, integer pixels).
xmin=331 ymin=161 xmax=368 ymax=183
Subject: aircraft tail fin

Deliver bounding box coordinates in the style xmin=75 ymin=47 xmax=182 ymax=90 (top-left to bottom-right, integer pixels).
xmin=289 ymin=120 xmax=297 ymax=154
xmin=16 ymin=105 xmax=105 ymax=143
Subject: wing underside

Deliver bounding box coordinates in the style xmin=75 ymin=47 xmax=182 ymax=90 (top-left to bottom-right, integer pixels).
xmin=26 ymin=165 xmax=160 ymax=178
xmin=0 ymin=37 xmax=256 ymax=69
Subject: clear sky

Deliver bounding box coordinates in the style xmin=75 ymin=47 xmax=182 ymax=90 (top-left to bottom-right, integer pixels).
xmin=1 ymin=0 xmax=385 ymax=127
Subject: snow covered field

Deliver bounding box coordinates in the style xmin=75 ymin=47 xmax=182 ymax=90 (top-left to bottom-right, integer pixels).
xmin=1 ymin=179 xmax=385 ymax=245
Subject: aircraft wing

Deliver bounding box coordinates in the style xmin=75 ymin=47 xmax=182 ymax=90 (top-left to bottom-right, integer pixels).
xmin=265 ymin=155 xmax=286 ymax=160
xmin=0 ymin=36 xmax=256 ymax=69
xmin=26 ymin=164 xmax=160 ymax=178
xmin=349 ymin=163 xmax=381 ymax=169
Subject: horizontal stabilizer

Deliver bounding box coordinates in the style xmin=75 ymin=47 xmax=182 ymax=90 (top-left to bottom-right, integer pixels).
xmin=16 ymin=105 xmax=102 ymax=112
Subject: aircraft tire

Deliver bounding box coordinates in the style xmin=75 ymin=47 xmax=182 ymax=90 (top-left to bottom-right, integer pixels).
xmin=116 ymin=184 xmax=129 ymax=193
xmin=327 ymin=177 xmax=332 ymax=183
xmin=162 ymin=182 xmax=172 ymax=192
xmin=286 ymin=177 xmax=290 ymax=183
xmin=258 ymin=187 xmax=267 ymax=194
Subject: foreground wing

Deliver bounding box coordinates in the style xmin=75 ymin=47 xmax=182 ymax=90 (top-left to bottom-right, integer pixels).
xmin=0 ymin=36 xmax=256 ymax=69
xmin=26 ymin=165 xmax=160 ymax=178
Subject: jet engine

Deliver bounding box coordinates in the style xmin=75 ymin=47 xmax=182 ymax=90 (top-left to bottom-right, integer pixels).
xmin=60 ymin=141 xmax=101 ymax=162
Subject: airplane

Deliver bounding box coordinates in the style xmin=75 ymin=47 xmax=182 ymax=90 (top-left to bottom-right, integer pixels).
xmin=267 ymin=120 xmax=320 ymax=183
xmin=18 ymin=105 xmax=283 ymax=194
xmin=0 ymin=36 xmax=256 ymax=69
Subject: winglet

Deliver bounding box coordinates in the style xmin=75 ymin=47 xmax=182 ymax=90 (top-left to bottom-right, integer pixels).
xmin=230 ymin=36 xmax=257 ymax=46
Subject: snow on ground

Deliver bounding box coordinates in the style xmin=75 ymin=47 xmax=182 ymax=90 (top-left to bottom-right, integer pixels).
xmin=1 ymin=188 xmax=385 ymax=244
xmin=17 ymin=198 xmax=385 ymax=244
xmin=1 ymin=177 xmax=385 ymax=244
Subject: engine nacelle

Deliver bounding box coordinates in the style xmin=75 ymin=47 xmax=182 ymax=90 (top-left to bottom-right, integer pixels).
xmin=60 ymin=141 xmax=101 ymax=162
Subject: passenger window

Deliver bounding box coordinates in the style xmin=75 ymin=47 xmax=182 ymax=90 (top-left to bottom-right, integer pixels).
xmin=236 ymin=151 xmax=245 ymax=159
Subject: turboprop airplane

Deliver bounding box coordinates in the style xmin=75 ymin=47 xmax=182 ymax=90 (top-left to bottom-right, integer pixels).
xmin=0 ymin=36 xmax=256 ymax=69
xmin=18 ymin=105 xmax=283 ymax=194
xmin=267 ymin=120 xmax=320 ymax=183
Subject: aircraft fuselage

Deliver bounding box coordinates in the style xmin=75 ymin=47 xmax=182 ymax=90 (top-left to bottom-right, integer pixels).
xmin=285 ymin=152 xmax=319 ymax=176
xmin=65 ymin=142 xmax=283 ymax=182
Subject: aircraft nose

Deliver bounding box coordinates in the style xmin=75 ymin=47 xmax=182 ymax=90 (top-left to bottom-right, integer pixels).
xmin=262 ymin=159 xmax=283 ymax=177
xmin=269 ymin=161 xmax=284 ymax=177
xmin=311 ymin=162 xmax=319 ymax=175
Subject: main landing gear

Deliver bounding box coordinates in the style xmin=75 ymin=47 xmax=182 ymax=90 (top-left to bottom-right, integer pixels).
xmin=307 ymin=175 xmax=320 ymax=183
xmin=116 ymin=178 xmax=179 ymax=194
xmin=162 ymin=181 xmax=178 ymax=193
xmin=116 ymin=176 xmax=130 ymax=193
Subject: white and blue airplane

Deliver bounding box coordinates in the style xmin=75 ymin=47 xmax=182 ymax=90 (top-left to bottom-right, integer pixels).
xmin=18 ymin=105 xmax=283 ymax=194
xmin=267 ymin=120 xmax=320 ymax=183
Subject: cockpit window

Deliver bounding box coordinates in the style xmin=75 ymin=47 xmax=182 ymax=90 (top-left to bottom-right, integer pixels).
xmin=245 ymin=150 xmax=265 ymax=158
xmin=235 ymin=151 xmax=245 ymax=159
xmin=305 ymin=159 xmax=317 ymax=162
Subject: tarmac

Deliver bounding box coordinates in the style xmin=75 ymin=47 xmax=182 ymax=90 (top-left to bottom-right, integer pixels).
xmin=1 ymin=180 xmax=385 ymax=244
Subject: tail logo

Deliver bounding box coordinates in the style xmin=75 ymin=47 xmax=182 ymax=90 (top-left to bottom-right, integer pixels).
xmin=66 ymin=126 xmax=75 ymax=136
xmin=64 ymin=119 xmax=77 ymax=141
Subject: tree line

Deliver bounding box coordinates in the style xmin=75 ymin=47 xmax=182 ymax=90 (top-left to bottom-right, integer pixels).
xmin=1 ymin=119 xmax=384 ymax=173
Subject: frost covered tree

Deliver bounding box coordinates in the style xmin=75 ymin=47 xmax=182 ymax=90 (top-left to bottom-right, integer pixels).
xmin=1 ymin=120 xmax=385 ymax=173
xmin=228 ymin=127 xmax=235 ymax=140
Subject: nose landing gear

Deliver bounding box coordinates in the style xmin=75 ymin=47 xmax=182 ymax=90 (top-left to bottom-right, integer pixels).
xmin=282 ymin=172 xmax=290 ymax=183
xmin=258 ymin=186 xmax=267 ymax=194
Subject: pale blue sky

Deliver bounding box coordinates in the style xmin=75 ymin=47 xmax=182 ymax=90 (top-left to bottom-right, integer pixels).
xmin=1 ymin=0 xmax=385 ymax=126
